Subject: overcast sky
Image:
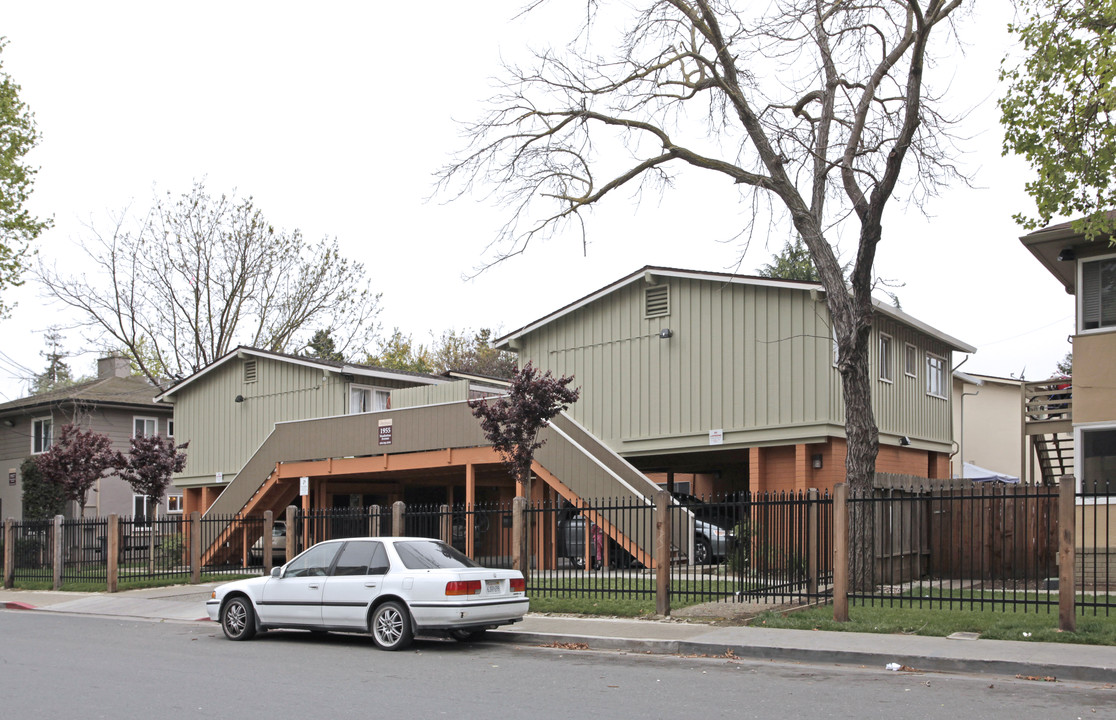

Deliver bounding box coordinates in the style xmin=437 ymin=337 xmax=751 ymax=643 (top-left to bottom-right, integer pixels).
xmin=0 ymin=1 xmax=1075 ymax=401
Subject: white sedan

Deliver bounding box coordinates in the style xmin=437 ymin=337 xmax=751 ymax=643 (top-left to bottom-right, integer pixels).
xmin=207 ymin=536 xmax=529 ymax=650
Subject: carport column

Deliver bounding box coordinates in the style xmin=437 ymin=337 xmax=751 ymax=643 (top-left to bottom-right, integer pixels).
xmin=1058 ymin=476 xmax=1076 ymax=632
xmin=655 ymin=490 xmax=671 ymax=617
xmin=794 ymin=445 xmax=809 ymax=493
xmin=833 ymin=484 xmax=849 ymax=622
xmin=263 ymin=510 xmax=274 ymax=575
xmin=465 ymin=463 xmax=476 ymax=558
xmin=3 ymin=518 xmax=14 ymax=588
xmin=439 ymin=505 xmax=452 ymax=545
xmin=107 ymin=514 xmax=119 ymax=592
xmin=749 ymin=447 xmax=766 ymax=493
xmin=393 ymin=501 xmax=405 ymax=537
xmin=52 ymin=514 xmax=63 ymax=591
xmin=189 ymin=511 xmax=201 ymax=584
xmin=512 ymin=496 xmax=528 ymax=580
xmin=285 ymin=506 xmax=297 ymax=561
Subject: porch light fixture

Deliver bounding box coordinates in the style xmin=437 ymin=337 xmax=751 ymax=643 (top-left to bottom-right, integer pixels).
xmin=1057 ymin=247 xmax=1076 ymax=262
xmin=899 ymin=436 xmax=911 ymax=446
xmin=812 ymin=454 xmax=823 ymax=469
xmin=659 ymin=328 xmax=673 ymax=339
xmin=234 ymin=394 xmax=245 ymax=403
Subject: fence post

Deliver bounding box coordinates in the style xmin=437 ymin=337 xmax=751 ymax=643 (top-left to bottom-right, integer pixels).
xmin=512 ymin=496 xmax=528 ymax=579
xmin=1058 ymin=476 xmax=1076 ymax=632
xmin=107 ymin=514 xmax=119 ymax=593
xmin=3 ymin=518 xmax=13 ymax=589
xmin=439 ymin=505 xmax=452 ymax=545
xmin=263 ymin=510 xmax=274 ymax=574
xmin=807 ymin=489 xmax=819 ymax=597
xmin=285 ymin=506 xmax=297 ymax=561
xmin=52 ymin=515 xmax=63 ymax=591
xmin=189 ymin=511 xmax=201 ymax=584
xmin=655 ymin=490 xmax=671 ymax=617
xmin=833 ymin=483 xmax=849 ymax=622
xmin=369 ymin=505 xmax=381 ymax=538
xmin=393 ymin=501 xmax=405 ymax=537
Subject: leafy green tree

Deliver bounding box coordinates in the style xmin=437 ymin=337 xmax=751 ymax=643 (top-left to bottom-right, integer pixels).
xmin=30 ymin=328 xmax=74 ymax=395
xmin=1000 ymin=0 xmax=1116 ymax=240
xmin=365 ymin=328 xmax=433 ymax=373
xmin=0 ymin=38 xmax=51 ymax=316
xmin=757 ymin=238 xmax=820 ymax=282
xmin=304 ymin=329 xmax=346 ymax=363
xmin=431 ymin=328 xmax=517 ymax=379
xmin=20 ymin=456 xmax=66 ymax=520
xmin=1056 ymin=351 xmax=1073 ymax=376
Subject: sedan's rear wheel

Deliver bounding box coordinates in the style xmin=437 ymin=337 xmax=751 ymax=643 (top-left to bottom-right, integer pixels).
xmin=221 ymin=597 xmax=256 ymax=641
xmin=371 ymin=601 xmax=413 ymax=651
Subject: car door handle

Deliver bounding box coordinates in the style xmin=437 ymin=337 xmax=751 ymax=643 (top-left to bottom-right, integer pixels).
xmin=308 ymin=584 xmax=319 ymax=589
xmin=364 ymin=583 xmax=377 ymax=588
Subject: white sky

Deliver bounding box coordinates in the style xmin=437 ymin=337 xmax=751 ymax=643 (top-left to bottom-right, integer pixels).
xmin=0 ymin=1 xmax=1075 ymax=401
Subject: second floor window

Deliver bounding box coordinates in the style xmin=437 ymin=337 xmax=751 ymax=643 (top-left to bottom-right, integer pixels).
xmin=1081 ymin=256 xmax=1116 ymax=331
xmin=879 ymin=334 xmax=893 ymax=382
xmin=349 ymin=386 xmax=390 ymax=414
xmin=926 ymin=354 xmax=946 ymax=399
xmin=134 ymin=417 xmax=157 ymax=437
xmin=32 ymin=418 xmax=53 ymax=454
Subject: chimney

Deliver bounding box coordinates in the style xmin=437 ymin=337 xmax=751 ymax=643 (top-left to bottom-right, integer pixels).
xmin=97 ymin=356 xmax=131 ymax=379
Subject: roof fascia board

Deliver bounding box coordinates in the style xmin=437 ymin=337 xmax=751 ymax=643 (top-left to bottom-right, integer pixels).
xmin=341 ymin=365 xmax=450 ymax=384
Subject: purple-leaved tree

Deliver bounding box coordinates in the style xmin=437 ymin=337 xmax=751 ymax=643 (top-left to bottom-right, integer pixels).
xmin=469 ymin=362 xmax=580 ymax=489
xmin=35 ymin=424 xmax=120 ymax=519
xmin=116 ymin=434 xmax=189 ymax=517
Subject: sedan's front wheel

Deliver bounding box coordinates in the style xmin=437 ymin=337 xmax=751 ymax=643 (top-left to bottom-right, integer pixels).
xmin=370 ymin=601 xmax=413 ymax=651
xmin=221 ymin=597 xmax=256 ymax=641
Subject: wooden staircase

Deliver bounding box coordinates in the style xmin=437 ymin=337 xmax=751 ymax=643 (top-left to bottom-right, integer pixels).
xmin=1023 ymin=379 xmax=1074 ymax=484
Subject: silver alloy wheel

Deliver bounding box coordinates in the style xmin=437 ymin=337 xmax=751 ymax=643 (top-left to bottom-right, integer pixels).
xmin=221 ymin=597 xmax=255 ymax=641
xmin=371 ymin=601 xmax=412 ymax=650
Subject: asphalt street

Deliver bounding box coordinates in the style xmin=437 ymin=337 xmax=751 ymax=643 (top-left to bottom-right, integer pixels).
xmin=2 ymin=610 xmax=1112 ymax=720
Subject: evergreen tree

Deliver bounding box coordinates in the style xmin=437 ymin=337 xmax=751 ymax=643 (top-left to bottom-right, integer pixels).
xmin=31 ymin=328 xmax=74 ymax=394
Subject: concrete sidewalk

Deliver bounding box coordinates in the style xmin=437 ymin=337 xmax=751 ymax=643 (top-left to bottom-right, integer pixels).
xmin=2 ymin=585 xmax=1113 ymax=683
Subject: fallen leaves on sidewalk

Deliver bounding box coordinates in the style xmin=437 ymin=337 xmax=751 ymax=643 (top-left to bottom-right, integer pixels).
xmin=1014 ymin=674 xmax=1057 ymax=682
xmin=539 ymin=641 xmax=590 ymax=650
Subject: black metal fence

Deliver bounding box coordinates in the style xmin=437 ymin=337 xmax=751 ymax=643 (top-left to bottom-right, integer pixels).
xmin=1076 ymin=479 xmax=1114 ymax=616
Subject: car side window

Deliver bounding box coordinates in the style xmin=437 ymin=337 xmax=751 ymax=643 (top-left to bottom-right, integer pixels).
xmin=368 ymin=542 xmax=390 ymax=575
xmin=331 ymin=541 xmax=379 ymax=577
xmin=284 ymin=543 xmax=339 ymax=578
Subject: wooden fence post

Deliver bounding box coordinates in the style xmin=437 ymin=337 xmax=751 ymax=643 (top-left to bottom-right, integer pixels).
xmin=439 ymin=505 xmax=452 ymax=545
xmin=189 ymin=511 xmax=201 ymax=584
xmin=106 ymin=514 xmax=119 ymax=593
xmin=655 ymin=490 xmax=671 ymax=617
xmin=263 ymin=510 xmax=274 ymax=574
xmin=3 ymin=518 xmax=14 ymax=589
xmin=393 ymin=501 xmax=405 ymax=537
xmin=52 ymin=515 xmax=63 ymax=591
xmin=285 ymin=506 xmax=297 ymax=561
xmin=833 ymin=483 xmax=849 ymax=622
xmin=1058 ymin=476 xmax=1076 ymax=632
xmin=512 ymin=496 xmax=527 ymax=579
xmin=807 ymin=489 xmax=819 ymax=597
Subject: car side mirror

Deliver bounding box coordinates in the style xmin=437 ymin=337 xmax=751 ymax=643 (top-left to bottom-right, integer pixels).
xmin=271 ymin=566 xmax=283 ymax=578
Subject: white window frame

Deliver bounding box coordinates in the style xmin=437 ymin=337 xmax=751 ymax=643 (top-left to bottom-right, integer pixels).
xmin=879 ymin=333 xmax=893 ymax=383
xmin=1078 ymin=252 xmax=1116 ymax=334
xmin=166 ymin=494 xmax=184 ymax=514
xmin=133 ymin=494 xmax=153 ymax=526
xmin=167 ymin=419 xmax=175 ymax=438
xmin=348 ymin=384 xmax=391 ymax=414
xmin=1076 ymin=422 xmax=1116 ymax=504
xmin=925 ymin=353 xmax=947 ymax=399
xmin=133 ymin=416 xmax=158 ymax=438
xmin=31 ymin=417 xmax=53 ymax=454
xmin=904 ymin=343 xmax=918 ymax=378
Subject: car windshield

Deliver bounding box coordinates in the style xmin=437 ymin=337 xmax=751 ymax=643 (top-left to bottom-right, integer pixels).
xmin=393 ymin=540 xmax=481 ymax=570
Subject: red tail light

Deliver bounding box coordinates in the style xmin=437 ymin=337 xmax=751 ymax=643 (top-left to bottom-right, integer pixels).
xmin=445 ymin=580 xmax=482 ymax=596
xmin=510 ymin=577 xmax=526 ymax=593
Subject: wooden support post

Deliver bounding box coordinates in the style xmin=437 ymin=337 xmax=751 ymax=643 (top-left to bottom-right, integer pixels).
xmin=52 ymin=515 xmax=63 ymax=591
xmin=3 ymin=518 xmax=14 ymax=589
xmin=465 ymin=463 xmax=476 ymax=558
xmin=285 ymin=506 xmax=297 ymax=560
xmin=833 ymin=483 xmax=849 ymax=622
xmin=107 ymin=515 xmax=119 ymax=592
xmin=807 ymin=488 xmax=819 ymax=597
xmin=263 ymin=510 xmax=274 ymax=574
xmin=369 ymin=505 xmax=381 ymax=538
xmin=1058 ymin=476 xmax=1076 ymax=633
xmin=439 ymin=505 xmax=452 ymax=545
xmin=656 ymin=490 xmax=671 ymax=617
xmin=189 ymin=511 xmax=201 ymax=585
xmin=301 ymin=492 xmax=310 ymax=550
xmin=512 ymin=496 xmax=527 ymax=578
xmin=393 ymin=501 xmax=405 ymax=537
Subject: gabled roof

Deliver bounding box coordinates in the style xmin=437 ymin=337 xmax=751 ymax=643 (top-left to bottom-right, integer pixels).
xmin=1020 ymin=215 xmax=1116 ymax=294
xmin=154 ymin=346 xmax=449 ymax=403
xmin=0 ymin=375 xmax=168 ymax=415
xmin=495 ymin=266 xmax=976 ymax=353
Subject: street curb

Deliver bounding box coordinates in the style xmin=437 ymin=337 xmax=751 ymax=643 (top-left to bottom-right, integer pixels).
xmin=489 ymin=630 xmax=1116 ymax=684
xmin=2 ymin=601 xmax=37 ymax=610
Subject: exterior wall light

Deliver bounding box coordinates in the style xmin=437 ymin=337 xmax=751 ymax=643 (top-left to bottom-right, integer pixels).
xmin=812 ymin=454 xmax=823 ymax=469
xmin=899 ymin=436 xmax=911 ymax=446
xmin=234 ymin=395 xmax=245 ymax=403
xmin=1057 ymin=247 xmax=1076 ymax=262
xmin=659 ymin=329 xmax=673 ymax=339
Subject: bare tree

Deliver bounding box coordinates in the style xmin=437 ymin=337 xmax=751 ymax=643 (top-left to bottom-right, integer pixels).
xmin=440 ymin=0 xmax=965 ymax=498
xmin=38 ymin=182 xmax=381 ymax=388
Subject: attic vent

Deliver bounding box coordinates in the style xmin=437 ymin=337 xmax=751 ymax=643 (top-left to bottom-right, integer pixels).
xmin=644 ymin=285 xmax=670 ymax=318
xmin=243 ymin=360 xmax=257 ymax=383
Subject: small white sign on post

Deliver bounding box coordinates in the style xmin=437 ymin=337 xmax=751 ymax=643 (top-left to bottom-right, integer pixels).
xmin=709 ymin=429 xmax=724 ymax=446
xmin=299 ymin=476 xmax=309 ymax=497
